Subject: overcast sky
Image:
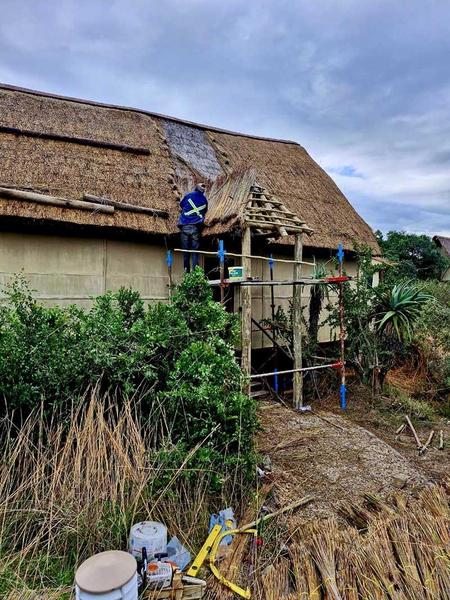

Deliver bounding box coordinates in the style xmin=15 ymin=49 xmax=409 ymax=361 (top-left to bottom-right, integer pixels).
xmin=1 ymin=0 xmax=449 ymax=237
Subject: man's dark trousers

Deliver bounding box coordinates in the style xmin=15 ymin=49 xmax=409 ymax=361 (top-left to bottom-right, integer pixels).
xmin=180 ymin=223 xmax=200 ymax=271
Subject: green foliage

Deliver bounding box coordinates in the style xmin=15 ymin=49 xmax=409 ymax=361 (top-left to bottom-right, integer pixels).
xmin=413 ymin=280 xmax=450 ymax=401
xmin=373 ymin=281 xmax=432 ymax=342
xmin=0 ymin=268 xmax=257 ymax=486
xmin=327 ymin=245 xmax=430 ymax=393
xmin=385 ymin=386 xmax=436 ymax=421
xmin=308 ymin=263 xmax=332 ymax=349
xmin=376 ymin=230 xmax=449 ymax=281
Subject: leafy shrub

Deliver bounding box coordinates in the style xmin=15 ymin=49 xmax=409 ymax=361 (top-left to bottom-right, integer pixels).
xmin=0 ymin=269 xmax=257 ymax=486
xmin=373 ymin=281 xmax=431 ymax=342
xmin=326 ymin=245 xmax=432 ymax=394
xmin=376 ymin=230 xmax=449 ymax=281
xmin=385 ymin=386 xmax=436 ymax=421
xmin=413 ymin=280 xmax=450 ymax=403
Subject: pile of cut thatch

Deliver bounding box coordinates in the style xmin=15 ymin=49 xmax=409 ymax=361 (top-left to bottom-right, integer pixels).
xmin=205 ymin=483 xmax=449 ymax=599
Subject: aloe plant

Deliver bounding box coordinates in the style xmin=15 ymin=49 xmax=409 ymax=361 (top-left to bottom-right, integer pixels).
xmin=374 ymin=281 xmax=431 ymax=342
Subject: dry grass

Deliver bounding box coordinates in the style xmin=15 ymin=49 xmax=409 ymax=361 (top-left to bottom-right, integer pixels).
xmin=249 ymin=484 xmax=449 ymax=599
xmin=0 ymin=388 xmax=231 ymax=598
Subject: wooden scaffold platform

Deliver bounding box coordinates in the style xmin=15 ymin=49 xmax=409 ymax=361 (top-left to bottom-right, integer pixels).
xmin=172 ymin=184 xmax=348 ymax=411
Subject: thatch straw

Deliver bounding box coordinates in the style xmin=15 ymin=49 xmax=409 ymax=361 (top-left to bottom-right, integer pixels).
xmin=237 ymin=483 xmax=450 ymax=599
xmin=0 ymin=84 xmax=380 ymax=252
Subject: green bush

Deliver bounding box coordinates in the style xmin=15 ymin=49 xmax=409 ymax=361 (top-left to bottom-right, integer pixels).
xmin=413 ymin=280 xmax=450 ymax=402
xmin=0 ymin=269 xmax=257 ymax=487
xmin=326 ymin=245 xmax=432 ymax=394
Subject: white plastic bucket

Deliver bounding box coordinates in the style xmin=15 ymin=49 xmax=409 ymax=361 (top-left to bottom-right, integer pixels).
xmin=129 ymin=521 xmax=167 ymax=560
xmin=75 ymin=550 xmax=138 ymax=600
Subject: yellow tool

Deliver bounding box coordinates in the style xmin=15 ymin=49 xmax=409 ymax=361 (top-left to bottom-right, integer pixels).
xmin=186 ymin=520 xmax=257 ymax=599
xmin=209 ymin=527 xmax=257 ymax=599
xmin=186 ymin=523 xmax=222 ymax=577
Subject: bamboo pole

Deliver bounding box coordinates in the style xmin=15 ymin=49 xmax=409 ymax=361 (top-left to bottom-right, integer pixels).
xmin=173 ymin=248 xmax=315 ymax=266
xmin=239 ymin=495 xmax=314 ymax=531
xmin=405 ymin=415 xmax=423 ymax=449
xmin=224 ymin=278 xmax=349 ymax=286
xmin=0 ymin=124 xmax=151 ymax=155
xmin=419 ymin=430 xmax=435 ymax=455
xmin=338 ymin=245 xmax=347 ymax=410
xmin=241 ymin=227 xmax=252 ymax=394
xmin=0 ymin=186 xmax=114 ymax=214
xmin=250 ymin=363 xmax=342 ymax=378
xmin=293 ymin=233 xmax=303 ymax=409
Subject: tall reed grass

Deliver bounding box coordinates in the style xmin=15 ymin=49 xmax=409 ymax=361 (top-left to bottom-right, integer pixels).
xmin=0 ymin=388 xmax=247 ymax=598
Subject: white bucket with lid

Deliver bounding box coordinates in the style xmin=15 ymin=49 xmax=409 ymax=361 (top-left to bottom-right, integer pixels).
xmin=75 ymin=550 xmax=138 ymax=600
xmin=129 ymin=521 xmax=167 ymax=561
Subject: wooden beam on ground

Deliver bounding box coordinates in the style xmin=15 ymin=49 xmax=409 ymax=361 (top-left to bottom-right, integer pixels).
xmin=405 ymin=415 xmax=423 ymax=450
xmin=0 ymin=186 xmax=114 ymax=214
xmin=419 ymin=430 xmax=435 ymax=455
xmin=293 ymin=233 xmax=303 ymax=410
xmin=83 ymin=193 xmax=168 ymax=218
xmin=239 ymin=495 xmax=314 ymax=531
xmin=241 ymin=227 xmax=252 ymax=395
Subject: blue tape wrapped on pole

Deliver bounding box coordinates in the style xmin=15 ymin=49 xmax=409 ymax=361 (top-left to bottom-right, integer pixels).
xmin=218 ymin=240 xmax=226 ymax=303
xmin=273 ymin=368 xmax=279 ymax=394
xmin=218 ymin=239 xmax=226 ymax=263
xmin=269 ymin=254 xmax=274 ymax=270
xmin=340 ymin=384 xmax=347 ymax=410
xmin=166 ymin=249 xmax=173 ymax=267
xmin=337 ymin=243 xmax=344 ymax=264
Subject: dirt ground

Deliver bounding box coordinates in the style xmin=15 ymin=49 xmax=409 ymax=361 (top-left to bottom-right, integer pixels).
xmin=256 ymin=387 xmax=448 ymax=527
xmin=322 ymin=382 xmax=450 ymax=483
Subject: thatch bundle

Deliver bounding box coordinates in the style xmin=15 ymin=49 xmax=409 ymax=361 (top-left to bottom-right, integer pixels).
xmin=205 ymin=484 xmax=449 ymax=599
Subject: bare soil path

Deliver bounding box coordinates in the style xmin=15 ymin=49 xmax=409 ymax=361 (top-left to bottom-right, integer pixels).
xmin=257 ymin=401 xmax=430 ymax=527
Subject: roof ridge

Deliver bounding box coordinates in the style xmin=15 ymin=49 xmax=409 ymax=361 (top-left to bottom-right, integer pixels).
xmin=0 ymin=82 xmax=301 ymax=146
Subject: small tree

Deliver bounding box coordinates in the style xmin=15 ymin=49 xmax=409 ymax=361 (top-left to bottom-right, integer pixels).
xmin=376 ymin=230 xmax=449 ymax=281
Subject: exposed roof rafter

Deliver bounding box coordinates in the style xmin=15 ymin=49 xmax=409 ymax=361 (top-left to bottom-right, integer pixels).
xmin=244 ymin=185 xmax=314 ymax=238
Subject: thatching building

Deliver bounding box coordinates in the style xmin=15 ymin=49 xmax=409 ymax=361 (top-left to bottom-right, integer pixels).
xmin=433 ymin=236 xmax=450 ymax=281
xmin=0 ymin=83 xmax=380 ymax=348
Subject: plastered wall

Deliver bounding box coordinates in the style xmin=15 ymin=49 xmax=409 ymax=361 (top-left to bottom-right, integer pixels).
xmin=0 ymin=231 xmax=357 ymax=346
xmin=0 ymin=232 xmax=181 ymax=309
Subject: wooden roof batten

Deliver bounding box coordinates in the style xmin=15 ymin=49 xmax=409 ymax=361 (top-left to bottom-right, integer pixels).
xmin=243 ymin=184 xmax=314 ymax=238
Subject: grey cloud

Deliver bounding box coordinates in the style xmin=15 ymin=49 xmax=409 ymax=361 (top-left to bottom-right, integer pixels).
xmin=0 ymin=0 xmax=449 ymax=235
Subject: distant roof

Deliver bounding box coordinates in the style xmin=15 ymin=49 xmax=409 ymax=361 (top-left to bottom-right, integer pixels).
xmin=0 ymin=83 xmax=380 ymax=252
xmin=433 ymin=235 xmax=450 ymax=257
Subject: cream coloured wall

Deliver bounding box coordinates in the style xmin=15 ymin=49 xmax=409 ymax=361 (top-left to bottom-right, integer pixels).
xmin=0 ymin=232 xmax=181 ymax=308
xmin=0 ymin=231 xmax=357 ymax=346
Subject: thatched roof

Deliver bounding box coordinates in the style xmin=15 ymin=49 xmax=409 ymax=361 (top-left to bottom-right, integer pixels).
xmin=0 ymin=83 xmax=379 ymax=252
xmin=433 ymin=235 xmax=450 ymax=258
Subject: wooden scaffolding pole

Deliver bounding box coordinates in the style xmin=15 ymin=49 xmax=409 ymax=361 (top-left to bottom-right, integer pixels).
xmin=241 ymin=227 xmax=252 ymax=393
xmin=293 ymin=233 xmax=303 ymax=409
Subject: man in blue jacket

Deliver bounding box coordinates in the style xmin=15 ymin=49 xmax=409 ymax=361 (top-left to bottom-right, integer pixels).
xmin=178 ymin=182 xmax=208 ymax=272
